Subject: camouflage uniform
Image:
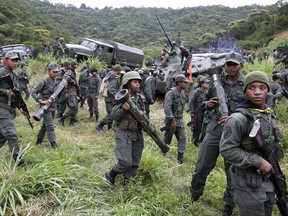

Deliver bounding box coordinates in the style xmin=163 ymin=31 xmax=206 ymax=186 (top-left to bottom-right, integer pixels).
xmin=99 ymin=68 xmax=108 ymax=83
xmin=78 ymin=69 xmax=90 ymax=107
xmin=32 ymin=76 xmax=57 ymax=148
xmin=220 ymin=105 xmax=281 ymax=216
xmin=0 ymin=64 xmax=20 ymax=160
xmin=140 ymin=73 xmax=153 ymax=118
xmin=163 ymin=86 xmax=187 ymax=161
xmin=60 ymin=67 xmax=78 ymax=125
xmin=88 ymin=72 xmax=101 ymax=121
xmin=110 ymin=93 xmax=145 ymax=179
xmin=266 ymin=81 xmax=282 ymax=109
xmin=188 ymin=87 xmax=207 ymax=145
xmin=97 ymin=70 xmax=120 ymax=130
xmin=55 ymin=68 xmax=67 ymax=118
xmin=18 ymin=68 xmax=30 ymax=100
xmin=190 ymin=73 xmax=245 ymax=208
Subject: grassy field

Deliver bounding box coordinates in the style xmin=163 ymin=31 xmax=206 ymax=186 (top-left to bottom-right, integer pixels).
xmin=0 ymin=57 xmax=288 ymax=215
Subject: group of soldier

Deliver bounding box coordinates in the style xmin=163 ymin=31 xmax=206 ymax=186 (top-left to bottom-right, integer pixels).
xmin=1 ymin=47 xmax=288 ymax=215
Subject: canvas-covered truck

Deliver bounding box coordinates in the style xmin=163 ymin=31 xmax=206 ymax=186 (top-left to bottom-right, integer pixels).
xmin=65 ymin=38 xmax=144 ymax=67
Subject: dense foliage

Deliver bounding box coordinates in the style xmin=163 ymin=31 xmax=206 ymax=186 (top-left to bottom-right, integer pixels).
xmin=1 ymin=0 xmax=288 ymax=57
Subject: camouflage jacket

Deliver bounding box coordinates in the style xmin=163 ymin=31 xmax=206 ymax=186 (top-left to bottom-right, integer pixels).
xmin=78 ymin=70 xmax=90 ymax=89
xmin=0 ymin=66 xmax=19 ymax=106
xmin=88 ymin=75 xmax=101 ymax=95
xmin=17 ymin=69 xmax=29 ymax=86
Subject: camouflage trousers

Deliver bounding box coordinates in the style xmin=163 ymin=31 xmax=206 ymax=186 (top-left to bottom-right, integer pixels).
xmin=0 ymin=107 xmax=19 ymax=159
xmin=87 ymin=94 xmax=99 ymax=115
xmin=163 ymin=125 xmax=186 ymax=154
xmin=37 ymin=110 xmax=56 ymax=143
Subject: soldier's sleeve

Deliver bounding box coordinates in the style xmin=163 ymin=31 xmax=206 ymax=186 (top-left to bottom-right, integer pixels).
xmin=111 ymin=101 xmax=127 ymax=121
xmin=96 ymin=77 xmax=101 ymax=96
xmin=108 ymin=78 xmax=118 ymax=96
xmin=144 ymin=78 xmax=153 ymax=102
xmin=164 ymin=90 xmax=174 ymax=120
xmin=32 ymin=79 xmax=45 ymax=103
xmin=220 ymin=113 xmax=262 ymax=169
xmin=189 ymin=89 xmax=197 ymax=113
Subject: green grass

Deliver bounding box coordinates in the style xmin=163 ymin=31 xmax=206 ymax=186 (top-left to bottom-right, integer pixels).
xmin=0 ymin=58 xmax=287 ymax=215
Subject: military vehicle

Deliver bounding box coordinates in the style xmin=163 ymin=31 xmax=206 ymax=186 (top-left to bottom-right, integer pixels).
xmin=147 ymin=15 xmax=228 ymax=95
xmin=0 ymin=44 xmax=32 ymax=61
xmin=65 ymin=38 xmax=144 ymax=68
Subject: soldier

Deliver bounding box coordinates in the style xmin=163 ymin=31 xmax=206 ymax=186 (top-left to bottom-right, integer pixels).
xmin=0 ymin=53 xmax=5 ymax=68
xmin=179 ymin=45 xmax=191 ymax=65
xmin=52 ymin=37 xmax=66 ymax=59
xmin=56 ymin=61 xmax=70 ymax=118
xmin=151 ymin=70 xmax=158 ymax=101
xmin=87 ymin=68 xmax=101 ymax=121
xmin=32 ymin=62 xmax=59 ymax=149
xmin=121 ymin=62 xmax=131 ymax=72
xmin=0 ymin=51 xmax=26 ymax=165
xmin=163 ymin=74 xmax=189 ymax=164
xmin=139 ymin=68 xmax=154 ymax=118
xmin=160 ymin=48 xmax=170 ymax=67
xmin=96 ymin=64 xmax=121 ymax=131
xmin=58 ymin=61 xmax=79 ymax=126
xmin=18 ymin=62 xmax=30 ymax=100
xmin=78 ymin=65 xmax=90 ymax=107
xmin=99 ymin=66 xmax=108 ymax=83
xmin=220 ymin=71 xmax=282 ymax=216
xmin=188 ymin=76 xmax=210 ymax=146
xmin=104 ymin=71 xmax=145 ymax=185
xmin=266 ymin=73 xmax=283 ymax=109
xmin=190 ymin=52 xmax=245 ymax=216
xmin=165 ymin=71 xmax=175 ymax=93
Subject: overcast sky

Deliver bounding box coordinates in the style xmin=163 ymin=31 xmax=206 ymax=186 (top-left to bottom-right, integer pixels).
xmin=48 ymin=0 xmax=277 ymax=9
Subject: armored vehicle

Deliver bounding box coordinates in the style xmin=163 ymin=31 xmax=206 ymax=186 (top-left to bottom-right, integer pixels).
xmin=275 ymin=45 xmax=288 ymax=65
xmin=65 ymin=38 xmax=144 ymax=68
xmin=0 ymin=44 xmax=32 ymax=61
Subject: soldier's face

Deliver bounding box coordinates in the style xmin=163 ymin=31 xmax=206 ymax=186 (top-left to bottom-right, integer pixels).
xmin=4 ymin=58 xmax=19 ymax=71
xmin=129 ymin=80 xmax=141 ymax=92
xmin=225 ymin=62 xmax=243 ymax=76
xmin=245 ymin=82 xmax=268 ymax=108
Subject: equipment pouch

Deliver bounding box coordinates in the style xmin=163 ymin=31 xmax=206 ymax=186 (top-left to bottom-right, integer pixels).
xmin=246 ymin=172 xmax=262 ymax=189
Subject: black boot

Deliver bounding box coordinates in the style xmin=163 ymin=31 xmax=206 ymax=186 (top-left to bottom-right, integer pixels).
xmin=104 ymin=169 xmax=117 ymax=185
xmin=177 ymin=152 xmax=184 ymax=164
xmin=58 ymin=116 xmax=66 ymax=126
xmin=69 ymin=118 xmax=78 ymax=125
xmin=95 ymin=114 xmax=99 ymax=122
xmin=50 ymin=142 xmax=57 ymax=149
xmin=36 ymin=138 xmax=43 ymax=146
xmin=223 ymin=204 xmax=233 ymax=216
xmin=89 ymin=112 xmax=93 ymax=119
xmin=108 ymin=122 xmax=112 ymax=130
xmin=96 ymin=122 xmax=104 ymax=131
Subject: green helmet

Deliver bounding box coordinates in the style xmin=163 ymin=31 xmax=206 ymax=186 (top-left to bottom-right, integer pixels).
xmin=122 ymin=71 xmax=142 ymax=86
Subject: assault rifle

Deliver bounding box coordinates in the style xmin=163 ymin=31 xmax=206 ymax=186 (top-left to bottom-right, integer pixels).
xmin=57 ymin=40 xmax=65 ymax=54
xmin=249 ymin=119 xmax=288 ymax=216
xmin=33 ymin=79 xmax=67 ymax=121
xmin=115 ymin=89 xmax=170 ymax=154
xmin=2 ymin=74 xmax=33 ymax=128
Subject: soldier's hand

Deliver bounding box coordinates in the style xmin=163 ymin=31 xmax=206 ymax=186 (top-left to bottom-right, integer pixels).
xmin=6 ymin=90 xmax=15 ymax=97
xmin=207 ymin=97 xmax=218 ymax=108
xmin=218 ymin=116 xmax=229 ymax=125
xmin=122 ymin=102 xmax=130 ymax=111
xmin=170 ymin=119 xmax=177 ymax=132
xmin=19 ymin=108 xmax=28 ymax=117
xmin=95 ymin=96 xmax=98 ymax=99
xmin=260 ymin=158 xmax=273 ymax=175
xmin=42 ymin=99 xmax=51 ymax=106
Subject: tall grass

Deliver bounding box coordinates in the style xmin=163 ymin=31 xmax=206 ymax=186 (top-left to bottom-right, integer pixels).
xmin=0 ymin=58 xmax=286 ymax=215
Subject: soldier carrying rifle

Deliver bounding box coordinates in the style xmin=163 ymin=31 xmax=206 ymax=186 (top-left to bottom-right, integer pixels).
xmin=220 ymin=71 xmax=287 ymax=216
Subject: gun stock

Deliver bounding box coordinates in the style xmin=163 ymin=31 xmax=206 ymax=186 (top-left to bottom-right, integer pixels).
xmin=249 ymin=119 xmax=288 ymax=216
xmin=115 ymin=89 xmax=170 ymax=154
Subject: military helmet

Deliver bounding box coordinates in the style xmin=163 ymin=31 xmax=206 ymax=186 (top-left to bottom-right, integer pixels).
xmin=272 ymin=73 xmax=282 ymax=81
xmin=122 ymin=71 xmax=142 ymax=86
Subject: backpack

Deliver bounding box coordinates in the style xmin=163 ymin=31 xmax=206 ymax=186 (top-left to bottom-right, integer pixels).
xmin=99 ymin=74 xmax=110 ymax=97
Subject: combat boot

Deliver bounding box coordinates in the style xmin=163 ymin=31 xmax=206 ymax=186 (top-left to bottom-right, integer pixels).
xmin=58 ymin=116 xmax=66 ymax=126
xmin=95 ymin=114 xmax=99 ymax=122
xmin=104 ymin=169 xmax=117 ymax=185
xmin=96 ymin=122 xmax=104 ymax=131
xmin=36 ymin=138 xmax=43 ymax=146
xmin=108 ymin=122 xmax=113 ymax=130
xmin=223 ymin=204 xmax=233 ymax=216
xmin=89 ymin=112 xmax=93 ymax=119
xmin=177 ymin=152 xmax=184 ymax=164
xmin=50 ymin=142 xmax=57 ymax=149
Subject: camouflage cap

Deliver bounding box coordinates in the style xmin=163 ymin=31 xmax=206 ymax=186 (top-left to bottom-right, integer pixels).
xmin=225 ymin=52 xmax=243 ymax=65
xmin=63 ymin=61 xmax=71 ymax=67
xmin=175 ymin=74 xmax=190 ymax=83
xmin=113 ymin=64 xmax=121 ymax=71
xmin=143 ymin=68 xmax=150 ymax=74
xmin=5 ymin=51 xmax=20 ymax=60
xmin=71 ymin=61 xmax=78 ymax=67
xmin=200 ymin=76 xmax=210 ymax=83
xmin=47 ymin=62 xmax=59 ymax=72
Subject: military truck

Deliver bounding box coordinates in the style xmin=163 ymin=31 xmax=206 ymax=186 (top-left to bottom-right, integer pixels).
xmin=65 ymin=38 xmax=144 ymax=68
xmin=0 ymin=44 xmax=32 ymax=61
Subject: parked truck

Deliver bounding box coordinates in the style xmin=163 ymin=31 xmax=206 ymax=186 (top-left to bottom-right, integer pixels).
xmin=65 ymin=38 xmax=144 ymax=68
